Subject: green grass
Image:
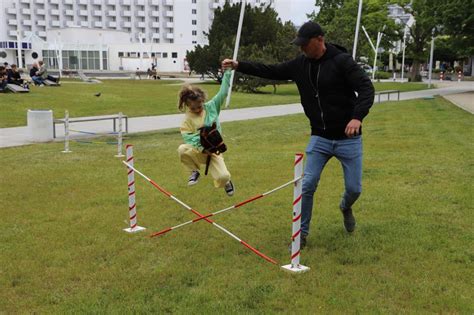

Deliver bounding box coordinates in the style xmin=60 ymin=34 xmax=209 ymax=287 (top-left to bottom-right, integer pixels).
xmin=0 ymin=80 xmax=428 ymax=128
xmin=1 ymin=96 xmax=472 ymax=313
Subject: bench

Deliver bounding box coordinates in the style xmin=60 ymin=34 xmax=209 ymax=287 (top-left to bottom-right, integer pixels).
xmin=374 ymin=90 xmax=400 ymax=103
xmin=53 ymin=114 xmax=128 ymax=138
xmin=6 ymin=83 xmax=29 ymax=93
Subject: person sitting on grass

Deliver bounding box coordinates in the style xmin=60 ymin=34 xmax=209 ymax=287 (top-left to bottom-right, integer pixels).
xmin=177 ymin=67 xmax=235 ymax=196
xmin=0 ymin=66 xmax=8 ymax=92
xmin=7 ymin=64 xmax=28 ymax=89
xmin=31 ymin=62 xmax=44 ymax=86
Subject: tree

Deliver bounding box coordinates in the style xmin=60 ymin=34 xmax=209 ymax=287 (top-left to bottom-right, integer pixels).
xmin=309 ymin=0 xmax=402 ymax=64
xmin=186 ymin=3 xmax=299 ymax=92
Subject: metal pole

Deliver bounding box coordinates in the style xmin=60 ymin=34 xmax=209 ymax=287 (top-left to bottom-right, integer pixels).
xmin=62 ymin=110 xmax=71 ymax=153
xmin=428 ymin=29 xmax=435 ymax=88
xmin=225 ymin=0 xmax=246 ymax=108
xmin=401 ymin=26 xmax=408 ymax=83
xmin=352 ymin=0 xmax=363 ymax=59
xmin=16 ymin=31 xmax=23 ymax=69
xmin=115 ymin=112 xmax=124 ymax=157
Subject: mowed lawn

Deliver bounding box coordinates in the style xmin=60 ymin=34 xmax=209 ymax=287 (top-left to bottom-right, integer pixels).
xmin=0 ymin=79 xmax=429 ymax=128
xmin=0 ymin=96 xmax=472 ymax=313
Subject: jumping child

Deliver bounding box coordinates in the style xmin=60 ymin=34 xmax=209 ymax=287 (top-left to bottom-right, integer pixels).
xmin=177 ymin=68 xmax=234 ymax=196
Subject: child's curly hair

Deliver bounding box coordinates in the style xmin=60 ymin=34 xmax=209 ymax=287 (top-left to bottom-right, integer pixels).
xmin=178 ymin=85 xmax=207 ymax=112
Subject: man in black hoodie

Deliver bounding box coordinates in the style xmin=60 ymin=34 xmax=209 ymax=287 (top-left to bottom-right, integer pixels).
xmin=222 ymin=21 xmax=374 ymax=246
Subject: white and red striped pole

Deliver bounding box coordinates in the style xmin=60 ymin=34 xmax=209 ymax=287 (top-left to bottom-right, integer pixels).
xmin=115 ymin=112 xmax=125 ymax=158
xmin=457 ymin=70 xmax=462 ymax=82
xmin=123 ymin=144 xmax=146 ymax=233
xmin=282 ymin=153 xmax=310 ymax=273
xmin=149 ymin=176 xmax=302 ymax=238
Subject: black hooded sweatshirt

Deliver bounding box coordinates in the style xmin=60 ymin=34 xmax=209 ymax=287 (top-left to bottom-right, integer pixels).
xmin=237 ymin=44 xmax=375 ymax=139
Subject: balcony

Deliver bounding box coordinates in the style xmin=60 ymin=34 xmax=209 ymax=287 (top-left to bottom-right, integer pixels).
xmin=23 ymin=20 xmax=32 ymax=26
xmin=166 ymin=33 xmax=174 ymax=39
xmin=50 ymin=9 xmax=60 ymax=15
xmin=50 ymin=20 xmax=61 ymax=27
xmin=121 ymin=0 xmax=131 ymax=4
xmin=136 ymin=22 xmax=146 ymax=28
xmin=20 ymin=0 xmax=30 ymax=3
xmin=164 ymin=0 xmax=174 ymax=5
xmin=65 ymin=10 xmax=74 ymax=16
xmin=121 ymin=21 xmax=131 ymax=28
xmin=106 ymin=0 xmax=117 ymax=4
xmin=93 ymin=10 xmax=102 ymax=16
xmin=8 ymin=19 xmax=18 ymax=26
xmin=107 ymin=10 xmax=117 ymax=16
xmin=37 ymin=20 xmax=46 ymax=26
xmin=136 ymin=0 xmax=145 ymax=5
xmin=21 ymin=8 xmax=31 ymax=15
xmin=65 ymin=21 xmax=77 ymax=27
xmin=35 ymin=0 xmax=45 ymax=3
xmin=92 ymin=0 xmax=102 ymax=5
xmin=79 ymin=10 xmax=88 ymax=16
xmin=165 ymin=22 xmax=173 ymax=28
xmin=152 ymin=33 xmax=160 ymax=39
xmin=150 ymin=11 xmax=159 ymax=17
xmin=80 ymin=21 xmax=89 ymax=27
xmin=64 ymin=0 xmax=74 ymax=4
xmin=50 ymin=0 xmax=59 ymax=3
xmin=38 ymin=31 xmax=47 ymax=37
xmin=122 ymin=10 xmax=131 ymax=17
xmin=7 ymin=8 xmax=16 ymax=15
xmin=137 ymin=11 xmax=146 ymax=17
xmin=37 ymin=9 xmax=46 ymax=15
xmin=151 ymin=22 xmax=160 ymax=28
xmin=94 ymin=21 xmax=103 ymax=27
xmin=78 ymin=0 xmax=88 ymax=4
xmin=107 ymin=21 xmax=117 ymax=28
xmin=150 ymin=0 xmax=160 ymax=5
xmin=165 ymin=11 xmax=173 ymax=17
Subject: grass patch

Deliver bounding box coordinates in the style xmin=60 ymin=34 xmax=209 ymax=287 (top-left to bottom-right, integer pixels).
xmin=0 ymin=96 xmax=472 ymax=313
xmin=1 ymin=80 xmax=428 ymax=128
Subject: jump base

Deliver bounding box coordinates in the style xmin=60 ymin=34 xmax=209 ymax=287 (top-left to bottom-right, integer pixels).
xmin=123 ymin=226 xmax=146 ymax=233
xmin=281 ymin=264 xmax=310 ymax=273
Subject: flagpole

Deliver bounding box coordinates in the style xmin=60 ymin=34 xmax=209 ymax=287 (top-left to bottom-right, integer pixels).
xmin=225 ymin=0 xmax=246 ymax=108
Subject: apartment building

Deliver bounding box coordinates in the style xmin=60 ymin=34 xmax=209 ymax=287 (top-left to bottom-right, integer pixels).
xmin=0 ymin=0 xmax=274 ymax=72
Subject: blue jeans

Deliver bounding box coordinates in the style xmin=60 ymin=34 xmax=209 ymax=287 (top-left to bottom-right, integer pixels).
xmin=301 ymin=135 xmax=363 ymax=235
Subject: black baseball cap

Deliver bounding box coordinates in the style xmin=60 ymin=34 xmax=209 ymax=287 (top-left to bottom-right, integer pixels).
xmin=291 ymin=21 xmax=325 ymax=46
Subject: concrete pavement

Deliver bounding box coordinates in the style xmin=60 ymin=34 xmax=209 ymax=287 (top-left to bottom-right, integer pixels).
xmin=1 ymin=82 xmax=472 ymax=149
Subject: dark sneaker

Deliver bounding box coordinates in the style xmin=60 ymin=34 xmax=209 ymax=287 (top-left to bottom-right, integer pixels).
xmin=187 ymin=170 xmax=200 ymax=186
xmin=224 ymin=180 xmax=234 ymax=196
xmin=341 ymin=207 xmax=356 ymax=232
xmin=288 ymin=234 xmax=307 ymax=252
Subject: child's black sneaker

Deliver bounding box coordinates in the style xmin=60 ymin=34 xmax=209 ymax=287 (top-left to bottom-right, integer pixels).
xmin=188 ymin=170 xmax=200 ymax=186
xmin=224 ymin=180 xmax=234 ymax=196
xmin=340 ymin=206 xmax=356 ymax=232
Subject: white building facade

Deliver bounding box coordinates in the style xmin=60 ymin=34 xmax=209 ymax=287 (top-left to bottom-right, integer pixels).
xmin=0 ymin=0 xmax=274 ymax=72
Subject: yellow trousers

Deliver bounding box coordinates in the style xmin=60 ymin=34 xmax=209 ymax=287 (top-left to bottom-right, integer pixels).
xmin=177 ymin=144 xmax=231 ymax=188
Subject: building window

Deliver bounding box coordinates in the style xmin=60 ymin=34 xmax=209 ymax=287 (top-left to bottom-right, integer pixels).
xmin=163 ymin=52 xmax=168 ymax=58
xmin=192 ymin=0 xmax=196 ymax=3
xmin=192 ymin=20 xmax=196 ymax=25
xmin=192 ymin=30 xmax=197 ymax=36
xmin=192 ymin=9 xmax=196 ymax=14
xmin=172 ymin=52 xmax=177 ymax=58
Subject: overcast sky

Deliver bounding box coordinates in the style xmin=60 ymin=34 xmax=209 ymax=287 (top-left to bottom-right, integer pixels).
xmin=273 ymin=0 xmax=318 ymax=27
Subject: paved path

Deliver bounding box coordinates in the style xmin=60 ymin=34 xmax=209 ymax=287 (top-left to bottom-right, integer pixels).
xmin=1 ymin=83 xmax=472 ymax=149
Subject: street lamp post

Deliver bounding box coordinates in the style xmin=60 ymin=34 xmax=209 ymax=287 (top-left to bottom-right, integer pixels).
xmin=352 ymin=0 xmax=363 ymax=60
xmin=428 ymin=28 xmax=435 ymax=88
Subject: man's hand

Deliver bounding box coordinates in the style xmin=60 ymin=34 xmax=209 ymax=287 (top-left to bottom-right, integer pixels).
xmin=345 ymin=119 xmax=362 ymax=137
xmin=222 ymin=59 xmax=238 ymax=70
